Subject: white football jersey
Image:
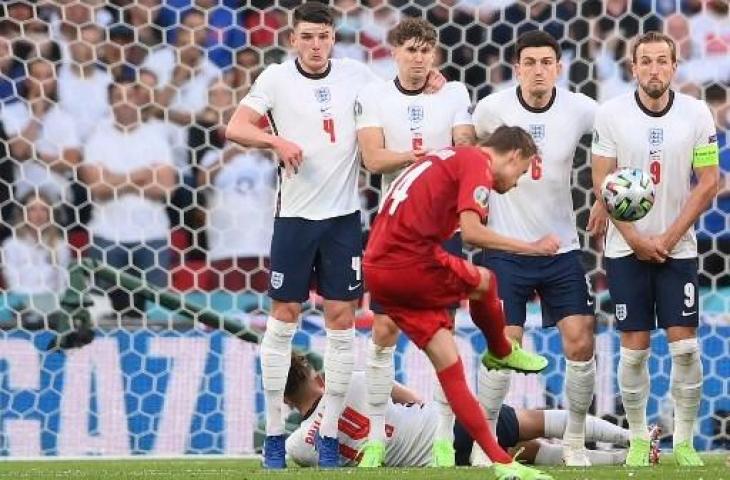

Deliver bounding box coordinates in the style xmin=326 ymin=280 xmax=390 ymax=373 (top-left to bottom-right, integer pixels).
xmin=592 ymin=90 xmax=718 ymax=259
xmin=473 ymin=87 xmax=596 ymax=253
xmin=241 ymin=58 xmax=379 ymax=220
xmin=286 ymin=372 xmax=437 ymax=467
xmin=355 ymin=80 xmax=473 ymax=195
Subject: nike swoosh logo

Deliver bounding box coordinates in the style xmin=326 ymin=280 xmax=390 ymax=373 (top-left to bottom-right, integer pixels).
xmin=348 ymin=283 xmax=361 ymax=291
xmin=681 ymin=310 xmax=696 ymax=317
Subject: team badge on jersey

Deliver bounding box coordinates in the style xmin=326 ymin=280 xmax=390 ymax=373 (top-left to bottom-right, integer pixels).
xmin=270 ymin=271 xmax=284 ymax=289
xmin=615 ymin=303 xmax=627 ymax=321
xmin=314 ymin=87 xmax=331 ymax=104
xmin=473 ymin=185 xmax=490 ymax=208
xmin=529 ymin=124 xmax=545 ymax=143
xmin=648 ymin=128 xmax=663 ymax=147
xmin=408 ymin=105 xmax=424 ymax=126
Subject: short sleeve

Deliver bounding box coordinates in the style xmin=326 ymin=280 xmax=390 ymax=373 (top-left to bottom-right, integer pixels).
xmin=590 ymin=105 xmax=617 ymax=158
xmin=456 ymin=148 xmax=491 ymax=222
xmin=692 ymin=103 xmax=719 ymax=168
xmin=450 ymin=82 xmax=473 ymax=127
xmin=580 ymin=95 xmax=598 ymax=136
xmin=354 ymin=84 xmax=382 ymax=130
xmin=240 ymin=64 xmax=277 ymax=115
xmin=472 ymin=96 xmax=502 ymax=139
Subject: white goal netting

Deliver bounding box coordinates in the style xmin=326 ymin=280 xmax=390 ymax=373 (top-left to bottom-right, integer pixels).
xmin=0 ymin=0 xmax=727 ymax=457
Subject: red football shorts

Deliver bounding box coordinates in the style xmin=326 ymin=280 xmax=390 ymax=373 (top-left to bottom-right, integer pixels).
xmin=364 ymin=249 xmax=482 ymax=349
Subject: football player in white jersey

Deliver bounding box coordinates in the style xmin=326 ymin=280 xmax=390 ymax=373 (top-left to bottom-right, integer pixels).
xmin=471 ymin=31 xmax=597 ymax=466
xmin=225 ymin=3 xmax=444 ymax=469
xmin=224 ymin=3 xmax=377 ymax=468
xmin=589 ymin=31 xmax=719 ymax=468
xmin=355 ymin=19 xmax=560 ymax=469
xmin=284 ymin=353 xmax=637 ymax=468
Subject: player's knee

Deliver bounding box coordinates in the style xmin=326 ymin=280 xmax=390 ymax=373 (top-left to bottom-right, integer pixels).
xmin=563 ymin=335 xmax=594 ymax=361
xmin=270 ymin=302 xmax=301 ymax=324
xmin=372 ymin=314 xmax=399 ymax=346
xmin=323 ymin=300 xmax=356 ymax=330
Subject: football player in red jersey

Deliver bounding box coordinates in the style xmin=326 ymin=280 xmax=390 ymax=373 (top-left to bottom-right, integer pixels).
xmin=364 ymin=125 xmax=559 ymax=480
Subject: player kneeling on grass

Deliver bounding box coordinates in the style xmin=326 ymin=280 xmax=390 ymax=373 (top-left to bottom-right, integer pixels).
xmin=283 ymin=353 xmax=642 ymax=468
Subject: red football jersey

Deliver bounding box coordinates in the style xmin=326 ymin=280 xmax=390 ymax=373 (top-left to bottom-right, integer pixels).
xmin=365 ymin=146 xmax=493 ymax=267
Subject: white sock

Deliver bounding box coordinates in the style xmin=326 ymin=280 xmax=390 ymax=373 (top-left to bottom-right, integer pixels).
xmin=563 ymin=358 xmax=596 ymax=448
xmin=366 ymin=339 xmax=395 ymax=442
xmin=618 ymin=347 xmax=651 ymax=441
xmin=260 ymin=316 xmax=297 ymax=436
xmin=669 ymin=338 xmax=702 ymax=446
xmin=533 ymin=442 xmax=564 ymax=465
xmin=543 ymin=410 xmax=630 ymax=446
xmin=320 ymin=328 xmax=355 ymax=439
xmin=478 ymin=365 xmax=510 ymax=435
xmin=433 ymin=379 xmax=455 ymax=442
xmin=533 ymin=442 xmax=626 ymax=466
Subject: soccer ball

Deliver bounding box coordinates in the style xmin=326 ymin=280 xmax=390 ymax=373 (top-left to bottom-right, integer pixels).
xmin=601 ymin=167 xmax=655 ymax=222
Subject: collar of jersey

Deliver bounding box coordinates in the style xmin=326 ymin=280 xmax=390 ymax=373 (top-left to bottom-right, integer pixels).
xmin=516 ymin=86 xmax=556 ymax=113
xmin=301 ymin=395 xmax=322 ymax=421
xmin=394 ymin=77 xmax=426 ymax=96
xmin=295 ymin=58 xmax=331 ymax=80
xmin=634 ymin=89 xmax=675 ymax=118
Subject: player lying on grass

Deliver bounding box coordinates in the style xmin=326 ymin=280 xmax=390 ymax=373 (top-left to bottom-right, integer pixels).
xmin=283 ymin=353 xmax=650 ymax=468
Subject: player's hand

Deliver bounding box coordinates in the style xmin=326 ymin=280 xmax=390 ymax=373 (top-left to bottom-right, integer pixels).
xmin=412 ymin=148 xmax=428 ymax=160
xmin=272 ymin=137 xmax=303 ymax=178
xmin=530 ymin=234 xmax=560 ymax=255
xmin=651 ymin=233 xmax=673 ymax=258
xmin=587 ymin=200 xmax=608 ymax=239
xmin=423 ymin=69 xmax=446 ymax=94
xmin=631 ymin=236 xmax=668 ymax=263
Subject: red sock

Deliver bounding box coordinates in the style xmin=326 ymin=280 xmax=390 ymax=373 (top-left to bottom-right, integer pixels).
xmin=436 ymin=359 xmax=512 ymax=464
xmin=469 ymin=272 xmax=512 ymax=358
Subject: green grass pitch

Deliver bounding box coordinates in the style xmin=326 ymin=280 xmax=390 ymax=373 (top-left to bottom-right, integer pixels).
xmin=0 ymin=454 xmax=727 ymax=479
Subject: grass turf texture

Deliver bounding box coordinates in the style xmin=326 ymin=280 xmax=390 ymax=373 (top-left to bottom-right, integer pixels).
xmin=0 ymin=454 xmax=726 ymax=479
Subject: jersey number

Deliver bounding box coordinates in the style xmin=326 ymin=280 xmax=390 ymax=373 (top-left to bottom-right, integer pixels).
xmin=531 ymin=156 xmax=542 ymax=180
xmin=385 ymin=161 xmax=433 ymax=215
xmin=323 ymin=118 xmax=335 ymax=143
xmin=650 ymin=160 xmax=661 ymax=184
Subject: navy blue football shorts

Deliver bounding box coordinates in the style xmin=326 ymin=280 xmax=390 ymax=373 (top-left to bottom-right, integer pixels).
xmin=605 ymin=255 xmax=699 ymax=331
xmin=476 ymin=250 xmax=594 ymax=327
xmin=454 ymin=404 xmax=519 ymax=465
xmin=268 ymin=211 xmax=363 ymax=302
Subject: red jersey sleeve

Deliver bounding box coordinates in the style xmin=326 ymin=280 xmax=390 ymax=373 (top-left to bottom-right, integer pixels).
xmin=456 ymin=148 xmax=493 ymax=223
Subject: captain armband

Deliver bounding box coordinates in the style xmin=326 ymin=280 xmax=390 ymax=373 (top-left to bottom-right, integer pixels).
xmin=692 ymin=143 xmax=719 ymax=168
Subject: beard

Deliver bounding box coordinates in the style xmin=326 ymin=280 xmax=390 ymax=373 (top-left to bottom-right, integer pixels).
xmin=641 ymin=80 xmax=670 ymax=99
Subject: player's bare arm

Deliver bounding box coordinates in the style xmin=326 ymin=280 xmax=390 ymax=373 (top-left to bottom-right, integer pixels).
xmin=654 ymin=165 xmax=719 ymax=254
xmin=588 ymin=153 xmax=615 ymax=238
xmin=357 ymin=127 xmax=420 ymax=174
xmin=225 ymin=105 xmax=302 ymax=177
xmin=452 ymin=124 xmax=477 ymax=146
xmin=459 ymin=210 xmax=559 ymax=255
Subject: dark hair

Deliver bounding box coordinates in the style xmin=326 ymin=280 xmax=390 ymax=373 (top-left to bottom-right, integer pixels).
xmin=631 ymin=31 xmax=677 ymax=63
xmin=293 ymin=1 xmax=334 ymax=28
xmin=284 ymin=352 xmax=314 ymax=401
xmin=515 ymin=30 xmax=561 ymax=62
xmin=387 ymin=17 xmax=437 ymax=48
xmin=481 ymin=125 xmax=538 ymax=159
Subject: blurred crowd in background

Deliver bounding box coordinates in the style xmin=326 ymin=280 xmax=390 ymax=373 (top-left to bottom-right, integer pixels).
xmin=0 ymin=0 xmax=728 ymax=320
